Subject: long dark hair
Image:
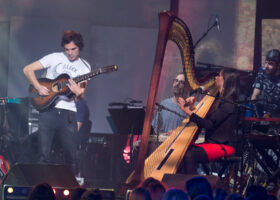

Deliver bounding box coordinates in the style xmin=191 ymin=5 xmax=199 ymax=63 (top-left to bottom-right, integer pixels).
xmin=211 ymin=68 xmax=240 ymax=111
xmin=221 ymin=68 xmax=240 ymax=100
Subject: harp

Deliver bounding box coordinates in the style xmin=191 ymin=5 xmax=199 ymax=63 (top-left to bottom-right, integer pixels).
xmin=126 ymin=11 xmax=216 ymax=185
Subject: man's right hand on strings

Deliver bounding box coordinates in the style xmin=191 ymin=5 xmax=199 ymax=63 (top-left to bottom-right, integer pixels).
xmin=36 ymin=84 xmax=50 ymax=96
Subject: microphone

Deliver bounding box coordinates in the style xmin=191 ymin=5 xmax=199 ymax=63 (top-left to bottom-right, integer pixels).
xmin=190 ymin=87 xmax=204 ymax=95
xmin=215 ymin=15 xmax=220 ymax=32
xmin=155 ymin=102 xmax=185 ymax=118
xmin=197 ymin=62 xmax=224 ymax=70
xmin=129 ymin=100 xmax=142 ymax=104
xmin=109 ymin=102 xmax=130 ymax=106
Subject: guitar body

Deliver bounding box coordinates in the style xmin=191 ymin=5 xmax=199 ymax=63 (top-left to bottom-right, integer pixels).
xmin=29 ymin=74 xmax=72 ymax=111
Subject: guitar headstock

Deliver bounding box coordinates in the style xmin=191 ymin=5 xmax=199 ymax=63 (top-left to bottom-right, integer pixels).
xmin=100 ymin=65 xmax=118 ymax=74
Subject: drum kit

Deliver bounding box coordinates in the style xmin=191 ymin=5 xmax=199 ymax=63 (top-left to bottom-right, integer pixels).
xmin=238 ymin=102 xmax=280 ymax=193
xmin=197 ymin=99 xmax=280 ymax=193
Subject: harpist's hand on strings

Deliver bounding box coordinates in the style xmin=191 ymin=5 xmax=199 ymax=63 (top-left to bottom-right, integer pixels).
xmin=67 ymin=79 xmax=83 ymax=97
xmin=178 ymin=97 xmax=194 ymax=116
xmin=186 ymin=97 xmax=196 ymax=110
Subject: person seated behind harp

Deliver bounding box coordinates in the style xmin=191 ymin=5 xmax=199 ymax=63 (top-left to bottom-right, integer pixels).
xmin=125 ymin=73 xmax=191 ymax=164
xmin=152 ymin=73 xmax=190 ymax=138
xmin=132 ymin=73 xmax=191 ymax=153
xmin=178 ymin=68 xmax=240 ymax=174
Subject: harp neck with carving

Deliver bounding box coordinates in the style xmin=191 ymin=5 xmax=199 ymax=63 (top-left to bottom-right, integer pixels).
xmin=125 ymin=11 xmax=216 ymax=186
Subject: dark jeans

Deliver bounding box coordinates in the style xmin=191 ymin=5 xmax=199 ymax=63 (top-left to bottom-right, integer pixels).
xmin=38 ymin=108 xmax=77 ymax=167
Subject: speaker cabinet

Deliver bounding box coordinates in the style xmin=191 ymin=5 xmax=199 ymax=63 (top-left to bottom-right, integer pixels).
xmin=2 ymin=163 xmax=78 ymax=187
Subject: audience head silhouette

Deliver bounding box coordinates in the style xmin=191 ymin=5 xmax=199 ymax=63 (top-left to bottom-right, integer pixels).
xmin=185 ymin=176 xmax=213 ymax=200
xmin=81 ymin=189 xmax=103 ymax=200
xmin=130 ymin=187 xmax=151 ymax=200
xmin=27 ymin=182 xmax=55 ymax=200
xmin=163 ymin=188 xmax=188 ymax=200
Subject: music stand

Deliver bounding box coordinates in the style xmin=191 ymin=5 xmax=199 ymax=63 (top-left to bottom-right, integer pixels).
xmin=108 ymin=106 xmax=145 ymax=135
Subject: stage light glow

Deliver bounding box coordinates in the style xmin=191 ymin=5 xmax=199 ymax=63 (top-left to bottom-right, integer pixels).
xmin=63 ymin=189 xmax=70 ymax=196
xmin=53 ymin=188 xmax=56 ymax=194
xmin=7 ymin=187 xmax=13 ymax=193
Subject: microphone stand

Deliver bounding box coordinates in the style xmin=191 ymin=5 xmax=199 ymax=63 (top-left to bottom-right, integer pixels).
xmin=193 ymin=21 xmax=218 ymax=50
xmin=200 ymin=91 xmax=257 ymax=113
xmin=155 ymin=102 xmax=186 ymax=118
xmin=154 ymin=102 xmax=186 ymax=145
xmin=154 ymin=105 xmax=162 ymax=146
xmin=197 ymin=62 xmax=225 ymax=71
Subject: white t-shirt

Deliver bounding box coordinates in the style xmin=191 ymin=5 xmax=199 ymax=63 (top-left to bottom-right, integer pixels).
xmin=39 ymin=52 xmax=91 ymax=112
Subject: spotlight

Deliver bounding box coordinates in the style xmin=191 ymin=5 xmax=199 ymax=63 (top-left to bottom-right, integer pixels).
xmin=7 ymin=187 xmax=13 ymax=194
xmin=63 ymin=189 xmax=70 ymax=196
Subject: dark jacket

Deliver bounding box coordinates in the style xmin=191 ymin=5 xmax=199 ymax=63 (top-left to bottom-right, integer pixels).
xmin=189 ymin=98 xmax=238 ymax=146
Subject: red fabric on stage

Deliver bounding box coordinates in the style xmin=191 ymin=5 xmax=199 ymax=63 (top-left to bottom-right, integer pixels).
xmin=195 ymin=143 xmax=235 ymax=162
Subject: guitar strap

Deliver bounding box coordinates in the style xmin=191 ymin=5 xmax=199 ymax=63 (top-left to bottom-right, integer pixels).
xmin=80 ymin=58 xmax=91 ymax=71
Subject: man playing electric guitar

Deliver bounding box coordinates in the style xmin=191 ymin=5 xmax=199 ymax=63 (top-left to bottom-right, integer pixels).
xmin=23 ymin=30 xmax=91 ymax=173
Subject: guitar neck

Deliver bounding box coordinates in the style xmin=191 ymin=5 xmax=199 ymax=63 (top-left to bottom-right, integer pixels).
xmin=73 ymin=69 xmax=101 ymax=83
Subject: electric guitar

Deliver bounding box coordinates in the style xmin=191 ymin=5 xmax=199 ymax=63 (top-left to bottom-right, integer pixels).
xmin=29 ymin=65 xmax=118 ymax=111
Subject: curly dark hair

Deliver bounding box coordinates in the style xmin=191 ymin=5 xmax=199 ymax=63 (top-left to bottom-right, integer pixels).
xmin=61 ymin=30 xmax=84 ymax=50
